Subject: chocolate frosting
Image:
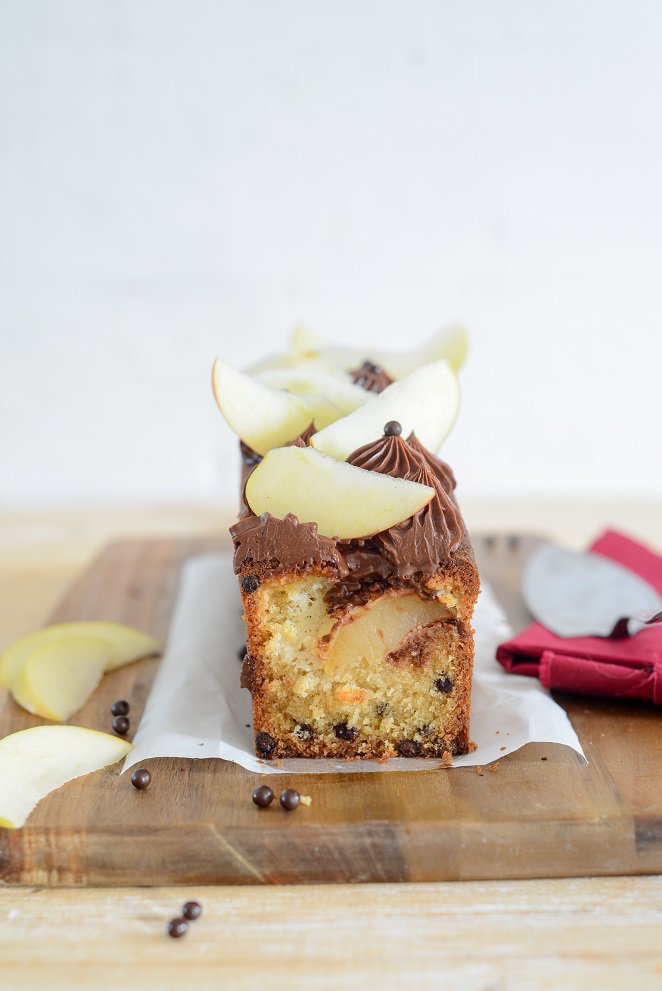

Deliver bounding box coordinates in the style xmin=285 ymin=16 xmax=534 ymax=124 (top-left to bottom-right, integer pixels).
xmin=230 ymin=427 xmax=466 ymax=583
xmin=349 ymin=361 xmax=394 ymax=394
xmin=343 ymin=432 xmax=464 ymax=577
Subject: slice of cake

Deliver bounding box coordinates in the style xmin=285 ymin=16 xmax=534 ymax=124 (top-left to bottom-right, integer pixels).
xmin=212 ymin=329 xmax=479 ymax=760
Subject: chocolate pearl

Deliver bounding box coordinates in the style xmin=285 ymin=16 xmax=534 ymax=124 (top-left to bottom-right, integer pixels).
xmin=167 ymin=917 xmax=189 ymax=939
xmin=111 ymin=699 xmax=130 ymax=716
xmin=280 ymin=788 xmax=300 ymax=811
xmin=112 ymin=715 xmax=130 ymax=735
xmin=240 ymin=574 xmax=260 ymax=594
xmin=182 ymin=901 xmax=202 ymax=921
xmin=131 ymin=768 xmax=151 ymax=790
xmin=255 ymin=732 xmax=277 ymax=756
xmin=334 ymin=722 xmax=358 ymax=742
xmin=383 ymin=420 xmax=402 ymax=437
xmin=396 ymin=739 xmax=423 ymax=757
xmin=252 ymin=785 xmax=275 ymax=808
xmin=434 ymin=677 xmax=453 ymax=694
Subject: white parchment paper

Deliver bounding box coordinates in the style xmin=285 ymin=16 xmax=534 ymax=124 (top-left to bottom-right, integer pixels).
xmin=125 ymin=553 xmax=584 ymax=775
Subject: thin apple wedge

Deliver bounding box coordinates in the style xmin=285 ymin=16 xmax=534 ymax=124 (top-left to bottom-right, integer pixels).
xmin=312 ymin=360 xmax=460 ymax=461
xmin=255 ymin=368 xmax=371 ymax=416
xmin=0 ymin=621 xmax=160 ymax=688
xmin=245 ymin=445 xmax=434 ymax=539
xmin=0 ymin=725 xmax=132 ymax=829
xmin=307 ymin=325 xmax=468 ymax=377
xmin=11 ymin=636 xmax=112 ymax=721
xmin=212 ymin=359 xmax=344 ymax=454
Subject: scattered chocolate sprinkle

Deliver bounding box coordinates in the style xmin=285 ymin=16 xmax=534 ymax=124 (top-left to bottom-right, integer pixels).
xmin=541 ymin=756 xmax=548 ymax=761
xmin=167 ymin=918 xmax=188 ymax=939
xmin=396 ymin=739 xmax=423 ymax=757
xmin=500 ymin=746 xmax=507 ymax=752
xmin=112 ymin=715 xmax=130 ymax=736
xmin=293 ymin=723 xmax=314 ymax=741
xmin=240 ymin=574 xmax=260 ymax=594
xmin=131 ymin=768 xmax=151 ymax=790
xmin=111 ymin=699 xmax=130 ymax=716
xmin=182 ymin=901 xmax=202 ymax=921
xmin=334 ymin=722 xmax=358 ymax=742
xmin=280 ymin=788 xmax=300 ymax=811
xmin=252 ymin=785 xmax=274 ymax=808
xmin=383 ymin=420 xmax=402 ymax=437
xmin=434 ymin=677 xmax=453 ymax=693
xmin=255 ymin=732 xmax=277 ymax=756
xmin=508 ymin=534 xmax=520 ymax=549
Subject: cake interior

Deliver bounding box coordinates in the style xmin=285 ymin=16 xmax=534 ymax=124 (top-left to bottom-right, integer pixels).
xmin=244 ymin=572 xmax=475 ymax=759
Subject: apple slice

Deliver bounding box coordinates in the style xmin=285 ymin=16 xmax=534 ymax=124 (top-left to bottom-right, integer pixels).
xmin=11 ymin=636 xmax=112 ymax=721
xmin=0 ymin=621 xmax=159 ymax=689
xmin=0 ymin=725 xmax=132 ymax=829
xmin=255 ymin=368 xmax=371 ymax=416
xmin=312 ymin=360 xmax=460 ymax=461
xmin=212 ymin=359 xmax=345 ymax=454
xmin=245 ymin=445 xmax=434 ymax=539
xmin=316 ymin=325 xmax=468 ymax=377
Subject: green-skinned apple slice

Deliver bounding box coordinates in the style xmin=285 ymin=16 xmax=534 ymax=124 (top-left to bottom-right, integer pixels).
xmin=213 ymin=359 xmax=346 ymax=454
xmin=312 ymin=359 xmax=460 ymax=461
xmin=245 ymin=445 xmax=434 ymax=539
xmin=318 ymin=325 xmax=468 ymax=377
xmin=0 ymin=621 xmax=159 ymax=689
xmin=255 ymin=368 xmax=371 ymax=416
xmin=0 ymin=725 xmax=132 ymax=829
xmin=11 ymin=636 xmax=113 ymax=721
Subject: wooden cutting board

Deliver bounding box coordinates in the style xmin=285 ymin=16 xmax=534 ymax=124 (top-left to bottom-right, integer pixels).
xmin=1 ymin=534 xmax=660 ymax=887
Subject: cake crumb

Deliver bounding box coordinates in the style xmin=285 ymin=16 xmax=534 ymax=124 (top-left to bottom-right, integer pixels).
xmin=475 ymin=765 xmax=484 ymax=776
xmin=300 ymin=794 xmax=312 ymax=807
xmin=467 ymin=740 xmax=478 ymax=752
xmin=440 ymin=750 xmax=453 ymax=768
xmin=488 ymin=763 xmax=499 ymax=772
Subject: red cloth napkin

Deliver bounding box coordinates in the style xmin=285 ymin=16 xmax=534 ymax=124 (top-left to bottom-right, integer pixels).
xmin=496 ymin=530 xmax=662 ymax=705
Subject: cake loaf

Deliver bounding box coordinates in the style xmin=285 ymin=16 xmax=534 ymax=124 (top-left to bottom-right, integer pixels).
xmin=212 ymin=331 xmax=480 ymax=761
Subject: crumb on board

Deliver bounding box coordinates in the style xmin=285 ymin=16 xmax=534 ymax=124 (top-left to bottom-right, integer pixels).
xmin=488 ymin=763 xmax=499 ymax=772
xmin=475 ymin=766 xmax=484 ymax=776
xmin=300 ymin=795 xmax=312 ymax=807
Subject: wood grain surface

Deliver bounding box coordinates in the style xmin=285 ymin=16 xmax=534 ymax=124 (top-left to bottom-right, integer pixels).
xmin=1 ymin=534 xmax=661 ymax=887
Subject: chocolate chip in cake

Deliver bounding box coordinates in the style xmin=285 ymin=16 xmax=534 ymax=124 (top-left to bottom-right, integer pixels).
xmin=375 ymin=701 xmax=390 ymax=717
xmin=182 ymin=901 xmax=202 ymax=921
xmin=396 ymin=739 xmax=423 ymax=757
xmin=418 ymin=724 xmax=434 ymax=737
xmin=334 ymin=722 xmax=358 ymax=742
xmin=111 ymin=699 xmax=130 ymax=716
xmin=279 ymin=788 xmax=301 ymax=811
xmin=167 ymin=917 xmax=189 ymax=939
xmin=434 ymin=676 xmax=453 ymax=694
xmin=112 ymin=715 xmax=130 ymax=735
xmin=293 ymin=723 xmax=314 ymax=741
xmin=383 ymin=420 xmax=402 ymax=437
xmin=252 ymin=785 xmax=275 ymax=807
xmin=255 ymin=732 xmax=277 ymax=756
xmin=240 ymin=574 xmax=260 ymax=594
xmin=130 ymin=768 xmax=151 ymax=790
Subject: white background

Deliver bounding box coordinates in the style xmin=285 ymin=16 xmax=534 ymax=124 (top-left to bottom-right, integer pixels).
xmin=2 ymin=0 xmax=661 ymax=509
